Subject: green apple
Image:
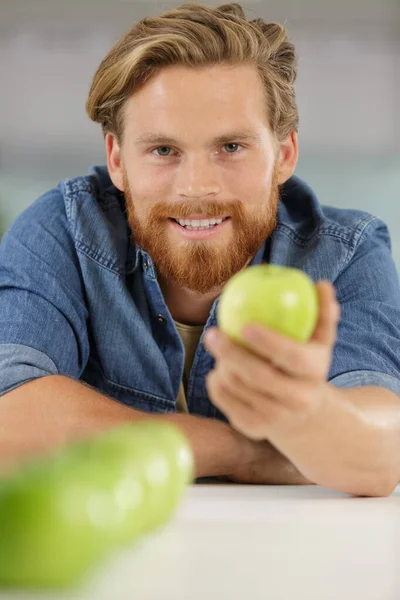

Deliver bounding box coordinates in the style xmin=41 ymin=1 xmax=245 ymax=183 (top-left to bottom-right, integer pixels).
xmin=65 ymin=434 xmax=147 ymax=547
xmin=0 ymin=451 xmax=115 ymax=588
xmin=98 ymin=421 xmax=194 ymax=535
xmin=217 ymin=265 xmax=319 ymax=344
xmin=0 ymin=421 xmax=193 ymax=589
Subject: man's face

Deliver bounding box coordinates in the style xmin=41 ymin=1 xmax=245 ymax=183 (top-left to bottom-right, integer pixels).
xmin=115 ymin=64 xmax=282 ymax=295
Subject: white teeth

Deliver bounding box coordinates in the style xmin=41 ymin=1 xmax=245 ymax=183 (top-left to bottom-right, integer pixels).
xmin=176 ymin=217 xmax=224 ymax=228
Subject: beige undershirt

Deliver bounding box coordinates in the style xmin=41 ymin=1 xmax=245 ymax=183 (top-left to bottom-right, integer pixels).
xmin=174 ymin=320 xmax=204 ymax=413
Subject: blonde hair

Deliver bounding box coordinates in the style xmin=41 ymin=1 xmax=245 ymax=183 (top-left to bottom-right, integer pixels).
xmin=86 ymin=2 xmax=298 ymax=144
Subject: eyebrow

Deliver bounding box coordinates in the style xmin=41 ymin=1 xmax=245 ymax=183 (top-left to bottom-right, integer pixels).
xmin=133 ymin=130 xmax=263 ymax=146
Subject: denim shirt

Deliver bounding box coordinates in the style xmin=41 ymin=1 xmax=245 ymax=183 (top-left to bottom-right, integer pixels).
xmin=1 ymin=165 xmax=399 ymax=419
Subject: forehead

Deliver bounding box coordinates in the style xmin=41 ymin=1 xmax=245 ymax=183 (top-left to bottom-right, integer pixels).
xmin=122 ymin=64 xmax=270 ymax=138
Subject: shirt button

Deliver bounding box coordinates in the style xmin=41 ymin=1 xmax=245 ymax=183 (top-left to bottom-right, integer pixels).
xmin=157 ymin=314 xmax=166 ymax=322
xmin=143 ymin=260 xmax=149 ymax=270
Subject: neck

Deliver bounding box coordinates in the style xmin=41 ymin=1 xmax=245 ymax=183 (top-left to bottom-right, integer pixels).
xmin=158 ymin=274 xmax=221 ymax=326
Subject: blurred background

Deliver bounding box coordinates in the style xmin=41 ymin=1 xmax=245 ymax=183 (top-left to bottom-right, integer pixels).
xmin=0 ymin=0 xmax=399 ymax=269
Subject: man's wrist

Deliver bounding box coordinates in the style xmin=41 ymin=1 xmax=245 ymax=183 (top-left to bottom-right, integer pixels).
xmin=161 ymin=413 xmax=245 ymax=478
xmin=227 ymin=434 xmax=314 ymax=485
xmin=264 ymin=382 xmax=352 ymax=484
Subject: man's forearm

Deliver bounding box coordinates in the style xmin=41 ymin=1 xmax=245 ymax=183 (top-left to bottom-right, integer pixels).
xmin=0 ymin=375 xmax=311 ymax=485
xmin=0 ymin=375 xmax=244 ymax=478
xmin=273 ymin=384 xmax=400 ymax=497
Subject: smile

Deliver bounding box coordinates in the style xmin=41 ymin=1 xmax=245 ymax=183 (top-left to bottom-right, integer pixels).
xmin=168 ymin=217 xmax=231 ymax=239
xmin=172 ymin=216 xmax=229 ymax=230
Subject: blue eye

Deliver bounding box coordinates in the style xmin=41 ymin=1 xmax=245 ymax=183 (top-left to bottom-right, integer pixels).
xmin=153 ymin=146 xmax=173 ymax=157
xmin=223 ymin=143 xmax=242 ymax=153
xmin=151 ymin=143 xmax=243 ymax=157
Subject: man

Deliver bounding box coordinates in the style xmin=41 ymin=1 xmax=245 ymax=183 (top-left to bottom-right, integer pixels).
xmin=0 ymin=3 xmax=399 ymax=496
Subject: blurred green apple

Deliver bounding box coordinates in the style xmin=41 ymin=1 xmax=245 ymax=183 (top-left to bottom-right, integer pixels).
xmin=218 ymin=265 xmax=319 ymax=344
xmin=99 ymin=421 xmax=194 ymax=535
xmin=0 ymin=421 xmax=194 ymax=589
xmin=0 ymin=452 xmax=114 ymax=588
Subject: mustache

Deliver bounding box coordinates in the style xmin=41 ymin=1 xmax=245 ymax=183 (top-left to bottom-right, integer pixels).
xmin=148 ymin=200 xmax=243 ymax=220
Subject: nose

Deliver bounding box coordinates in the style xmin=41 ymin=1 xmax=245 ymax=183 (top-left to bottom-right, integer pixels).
xmin=175 ymin=154 xmax=222 ymax=198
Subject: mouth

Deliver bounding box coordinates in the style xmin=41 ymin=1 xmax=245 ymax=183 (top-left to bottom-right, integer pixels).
xmin=168 ymin=216 xmax=231 ymax=240
xmin=169 ymin=216 xmax=230 ymax=231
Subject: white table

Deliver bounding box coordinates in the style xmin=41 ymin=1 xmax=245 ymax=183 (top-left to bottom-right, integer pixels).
xmin=2 ymin=484 xmax=400 ymax=600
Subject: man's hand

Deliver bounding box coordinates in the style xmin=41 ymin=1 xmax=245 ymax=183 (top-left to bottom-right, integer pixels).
xmin=228 ymin=434 xmax=313 ymax=485
xmin=204 ymin=281 xmax=340 ymax=442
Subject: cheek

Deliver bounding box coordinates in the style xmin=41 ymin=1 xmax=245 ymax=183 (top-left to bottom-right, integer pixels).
xmin=224 ymin=167 xmax=271 ymax=207
xmin=128 ymin=156 xmax=173 ymax=193
xmin=129 ymin=195 xmax=157 ymax=221
xmin=127 ymin=176 xmax=171 ymax=217
xmin=229 ymin=152 xmax=272 ymax=182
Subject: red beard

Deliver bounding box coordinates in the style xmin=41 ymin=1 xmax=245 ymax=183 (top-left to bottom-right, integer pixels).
xmin=123 ymin=168 xmax=280 ymax=295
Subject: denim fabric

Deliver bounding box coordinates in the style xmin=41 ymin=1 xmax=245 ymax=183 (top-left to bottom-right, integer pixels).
xmin=1 ymin=165 xmax=399 ymax=418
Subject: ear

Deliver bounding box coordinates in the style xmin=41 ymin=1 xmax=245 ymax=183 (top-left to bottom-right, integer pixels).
xmin=275 ymin=131 xmax=298 ymax=185
xmin=105 ymin=133 xmax=125 ymax=191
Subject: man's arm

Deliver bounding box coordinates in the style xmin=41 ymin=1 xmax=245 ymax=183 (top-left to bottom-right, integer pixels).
xmin=204 ymin=281 xmax=400 ymax=497
xmin=0 ymin=375 xmax=239 ymax=477
xmin=0 ymin=375 xmax=312 ymax=484
xmin=272 ymin=384 xmax=400 ymax=497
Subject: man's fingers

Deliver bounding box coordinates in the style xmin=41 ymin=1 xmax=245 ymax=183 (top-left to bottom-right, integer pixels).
xmin=206 ymin=370 xmax=274 ymax=441
xmin=310 ymin=281 xmax=340 ymax=346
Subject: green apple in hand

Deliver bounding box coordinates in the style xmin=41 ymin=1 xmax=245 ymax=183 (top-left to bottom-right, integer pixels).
xmin=218 ymin=265 xmax=319 ymax=344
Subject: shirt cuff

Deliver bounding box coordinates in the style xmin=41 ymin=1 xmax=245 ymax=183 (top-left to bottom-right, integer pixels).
xmin=0 ymin=343 xmax=58 ymax=396
xmin=329 ymin=370 xmax=400 ymax=396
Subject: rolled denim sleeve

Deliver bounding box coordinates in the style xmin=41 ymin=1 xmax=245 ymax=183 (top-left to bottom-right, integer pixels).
xmin=328 ymin=216 xmax=400 ymax=394
xmin=0 ymin=187 xmax=90 ymax=396
xmin=329 ymin=370 xmax=400 ymax=395
xmin=0 ymin=344 xmax=58 ymax=395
